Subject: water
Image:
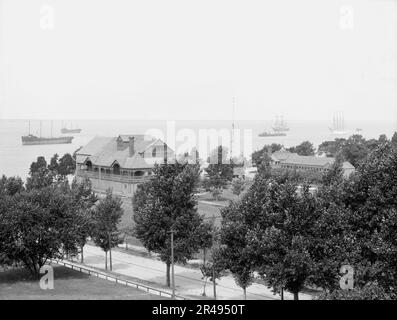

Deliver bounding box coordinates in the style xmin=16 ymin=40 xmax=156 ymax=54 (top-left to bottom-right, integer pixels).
xmin=1 ymin=118 xmax=396 ymax=180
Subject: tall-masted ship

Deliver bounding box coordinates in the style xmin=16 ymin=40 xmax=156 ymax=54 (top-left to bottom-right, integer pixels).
xmin=272 ymin=115 xmax=289 ymax=132
xmin=22 ymin=121 xmax=74 ymax=145
xmin=329 ymin=112 xmax=347 ymax=135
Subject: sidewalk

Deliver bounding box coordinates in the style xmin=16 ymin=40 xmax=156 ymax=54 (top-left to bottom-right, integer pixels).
xmin=82 ymin=244 xmax=312 ymax=300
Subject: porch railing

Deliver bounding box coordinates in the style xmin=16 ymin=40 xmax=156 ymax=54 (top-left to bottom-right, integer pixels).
xmin=77 ymin=170 xmax=151 ymax=184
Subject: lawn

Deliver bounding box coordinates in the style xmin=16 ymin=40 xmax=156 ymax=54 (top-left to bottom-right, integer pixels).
xmin=0 ymin=265 xmax=168 ymax=300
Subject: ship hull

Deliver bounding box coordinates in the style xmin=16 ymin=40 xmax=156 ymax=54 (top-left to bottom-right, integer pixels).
xmin=272 ymin=127 xmax=289 ymax=132
xmin=259 ymin=133 xmax=287 ymax=137
xmin=61 ymin=128 xmax=82 ymax=134
xmin=22 ymin=136 xmax=74 ymax=145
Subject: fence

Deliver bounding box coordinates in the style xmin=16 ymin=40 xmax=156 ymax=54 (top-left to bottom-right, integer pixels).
xmin=50 ymin=259 xmax=189 ymax=300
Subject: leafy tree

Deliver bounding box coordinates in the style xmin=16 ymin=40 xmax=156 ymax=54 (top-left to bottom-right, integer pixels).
xmin=196 ymin=220 xmax=216 ymax=296
xmin=318 ymin=283 xmax=394 ymax=300
xmin=318 ymin=138 xmax=346 ymax=157
xmin=200 ymin=248 xmax=226 ymax=299
xmin=219 ymin=201 xmax=256 ymax=299
xmin=133 ymin=162 xmax=205 ymax=287
xmin=251 ymin=143 xmax=283 ymax=167
xmin=340 ymin=134 xmax=369 ymax=167
xmin=341 ymin=142 xmax=397 ymax=294
xmin=91 ymin=190 xmax=123 ymax=271
xmin=58 ymin=153 xmax=76 ymax=176
xmin=0 ymin=175 xmax=24 ymax=196
xmin=204 ymin=146 xmax=234 ymax=199
xmin=25 ymin=166 xmax=56 ymax=191
xmin=0 ymin=185 xmax=79 ymax=278
xmin=48 ymin=153 xmax=59 ymax=173
xmin=71 ymin=177 xmax=97 ymax=263
xmin=391 ymin=132 xmax=397 ymax=149
xmin=288 ymin=141 xmax=315 ymax=156
xmin=29 ymin=156 xmax=47 ymax=175
xmin=231 ymin=177 xmax=246 ymax=196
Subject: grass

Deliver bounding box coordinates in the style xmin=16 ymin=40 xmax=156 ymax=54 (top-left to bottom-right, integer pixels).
xmin=0 ymin=265 xmax=168 ymax=300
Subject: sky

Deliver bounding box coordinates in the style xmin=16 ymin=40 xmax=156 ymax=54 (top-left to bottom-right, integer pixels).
xmin=0 ymin=0 xmax=396 ymax=122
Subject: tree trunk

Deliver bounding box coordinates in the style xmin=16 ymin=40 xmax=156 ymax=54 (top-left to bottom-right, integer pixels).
xmin=80 ymin=245 xmax=84 ymax=264
xmin=281 ymin=287 xmax=284 ymax=300
xmin=202 ymin=279 xmax=207 ymax=296
xmin=105 ymin=251 xmax=108 ymax=270
xmin=293 ymin=291 xmax=299 ymax=300
xmin=166 ymin=262 xmax=171 ymax=287
xmin=109 ymin=247 xmax=112 ymax=271
xmin=243 ymin=287 xmax=247 ymax=300
xmin=213 ymin=268 xmax=217 ymax=300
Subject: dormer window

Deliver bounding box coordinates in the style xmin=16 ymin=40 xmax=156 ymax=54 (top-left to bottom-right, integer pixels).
xmin=152 ymin=147 xmax=157 ymax=157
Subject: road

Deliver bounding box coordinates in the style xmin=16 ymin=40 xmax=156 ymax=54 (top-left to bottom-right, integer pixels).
xmin=82 ymin=244 xmax=312 ymax=300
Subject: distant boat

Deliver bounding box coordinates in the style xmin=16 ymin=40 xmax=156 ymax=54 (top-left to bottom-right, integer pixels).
xmin=356 ymin=128 xmax=363 ymax=132
xmin=329 ymin=112 xmax=347 ymax=135
xmin=61 ymin=127 xmax=82 ymax=134
xmin=22 ymin=121 xmax=74 ymax=145
xmin=272 ymin=115 xmax=289 ymax=132
xmin=61 ymin=121 xmax=82 ymax=134
xmin=22 ymin=135 xmax=74 ymax=145
xmin=258 ymin=131 xmax=287 ymax=137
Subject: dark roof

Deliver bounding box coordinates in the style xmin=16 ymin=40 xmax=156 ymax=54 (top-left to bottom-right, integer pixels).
xmin=271 ymin=150 xmax=354 ymax=169
xmin=76 ymin=135 xmax=172 ymax=169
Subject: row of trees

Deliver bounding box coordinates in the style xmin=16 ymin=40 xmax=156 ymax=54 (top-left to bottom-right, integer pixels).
xmin=0 ymin=154 xmax=124 ymax=277
xmin=215 ymin=140 xmax=397 ymax=299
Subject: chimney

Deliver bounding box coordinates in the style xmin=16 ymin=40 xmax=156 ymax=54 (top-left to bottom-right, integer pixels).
xmin=163 ymin=142 xmax=167 ymax=164
xmin=129 ymin=136 xmax=135 ymax=157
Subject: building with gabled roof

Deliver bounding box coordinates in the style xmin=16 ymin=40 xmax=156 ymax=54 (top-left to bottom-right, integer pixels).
xmin=270 ymin=149 xmax=355 ymax=177
xmin=75 ymin=134 xmax=174 ymax=197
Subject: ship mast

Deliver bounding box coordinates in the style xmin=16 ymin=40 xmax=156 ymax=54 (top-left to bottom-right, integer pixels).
xmin=40 ymin=121 xmax=42 ymax=138
xmin=230 ymin=97 xmax=236 ymax=160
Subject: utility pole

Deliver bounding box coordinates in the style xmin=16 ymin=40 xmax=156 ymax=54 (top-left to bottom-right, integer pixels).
xmin=170 ymin=229 xmax=176 ymax=299
xmin=211 ymin=217 xmax=217 ymax=300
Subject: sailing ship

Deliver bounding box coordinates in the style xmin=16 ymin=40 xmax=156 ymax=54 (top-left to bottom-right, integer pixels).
xmin=22 ymin=121 xmax=74 ymax=145
xmin=329 ymin=112 xmax=347 ymax=135
xmin=61 ymin=121 xmax=82 ymax=134
xmin=272 ymin=115 xmax=289 ymax=132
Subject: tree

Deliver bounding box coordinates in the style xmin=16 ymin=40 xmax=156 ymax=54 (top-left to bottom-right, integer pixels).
xmin=48 ymin=153 xmax=59 ymax=173
xmin=204 ymin=146 xmax=234 ymax=199
xmin=71 ymin=177 xmax=97 ymax=263
xmin=288 ymin=141 xmax=315 ymax=156
xmin=58 ymin=153 xmax=76 ymax=176
xmin=318 ymin=283 xmax=394 ymax=300
xmin=91 ymin=190 xmax=123 ymax=271
xmin=391 ymin=132 xmax=397 ymax=149
xmin=29 ymin=156 xmax=47 ymax=175
xmin=0 ymin=185 xmax=80 ymax=278
xmin=341 ymin=142 xmax=397 ymax=294
xmin=200 ymin=248 xmax=226 ymax=299
xmin=196 ymin=220 xmax=215 ymax=296
xmin=251 ymin=143 xmax=283 ymax=167
xmin=218 ymin=201 xmax=256 ymax=299
xmin=25 ymin=166 xmax=55 ymax=191
xmin=133 ymin=162 xmax=205 ymax=287
xmin=340 ymin=134 xmax=369 ymax=167
xmin=0 ymin=175 xmax=24 ymax=196
xmin=231 ymin=177 xmax=246 ymax=196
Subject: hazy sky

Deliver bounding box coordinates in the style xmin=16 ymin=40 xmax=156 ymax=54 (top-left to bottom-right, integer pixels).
xmin=0 ymin=0 xmax=396 ymax=121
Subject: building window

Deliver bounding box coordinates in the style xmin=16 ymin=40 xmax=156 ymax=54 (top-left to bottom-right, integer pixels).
xmin=152 ymin=148 xmax=157 ymax=157
xmin=113 ymin=163 xmax=120 ymax=175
